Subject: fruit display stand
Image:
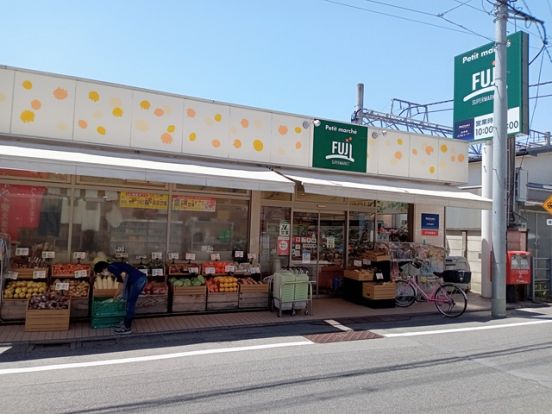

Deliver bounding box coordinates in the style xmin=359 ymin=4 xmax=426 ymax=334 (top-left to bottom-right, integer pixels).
xmin=135 ymin=266 xmax=169 ymax=314
xmin=25 ymin=292 xmax=70 ymax=332
xmin=206 ymin=275 xmax=239 ymax=311
xmin=168 ymin=263 xmax=207 ymax=312
xmin=51 ymin=263 xmax=91 ymax=319
xmin=1 ymin=280 xmax=48 ymax=320
xmin=238 ymin=277 xmax=269 ymax=309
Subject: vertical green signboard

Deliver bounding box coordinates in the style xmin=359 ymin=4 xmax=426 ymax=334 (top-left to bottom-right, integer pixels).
xmin=312 ymin=119 xmax=368 ymax=172
xmin=453 ymin=31 xmax=529 ymax=141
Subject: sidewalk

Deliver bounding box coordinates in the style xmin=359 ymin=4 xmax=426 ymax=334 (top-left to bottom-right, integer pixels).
xmin=0 ymin=293 xmax=497 ymax=345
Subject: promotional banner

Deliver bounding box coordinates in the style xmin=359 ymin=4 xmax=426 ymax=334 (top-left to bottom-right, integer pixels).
xmin=119 ymin=192 xmax=169 ymax=209
xmin=172 ymin=196 xmax=216 ymax=212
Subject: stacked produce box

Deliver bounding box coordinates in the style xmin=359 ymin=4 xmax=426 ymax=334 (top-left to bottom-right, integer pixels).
xmin=51 ymin=263 xmax=91 ymax=318
xmin=169 ymin=261 xmax=206 ymax=312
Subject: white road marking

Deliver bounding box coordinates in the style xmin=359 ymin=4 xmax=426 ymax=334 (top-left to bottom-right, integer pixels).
xmin=382 ymin=319 xmax=552 ymax=337
xmin=324 ymin=319 xmax=353 ymax=332
xmin=0 ymin=340 xmax=313 ymax=376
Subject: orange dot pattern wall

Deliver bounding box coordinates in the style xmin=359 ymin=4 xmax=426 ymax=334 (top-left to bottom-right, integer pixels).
xmin=0 ymin=67 xmax=469 ymax=183
xmin=366 ymin=129 xmax=468 ymax=183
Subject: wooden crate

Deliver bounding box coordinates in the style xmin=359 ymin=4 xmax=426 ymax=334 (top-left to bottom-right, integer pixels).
xmin=207 ymin=292 xmax=239 ymax=311
xmin=362 ymin=282 xmax=396 ymax=300
xmin=25 ymin=304 xmax=70 ymax=332
xmin=343 ymin=269 xmax=374 ymax=281
xmin=135 ymin=294 xmax=168 ymax=314
xmin=239 ymin=284 xmax=268 ymax=294
xmin=0 ymin=299 xmax=28 ymax=320
xmin=172 ymin=293 xmax=206 ymax=313
xmin=363 ymin=252 xmax=391 ymax=262
xmin=70 ymin=297 xmax=89 ymax=318
xmin=173 ymin=285 xmax=206 ymax=296
xmin=12 ymin=267 xmax=49 ymax=280
xmin=238 ymin=292 xmax=269 ymax=309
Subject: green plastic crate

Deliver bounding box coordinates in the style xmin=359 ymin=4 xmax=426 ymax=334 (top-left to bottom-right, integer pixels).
xmin=91 ymin=315 xmax=124 ymax=329
xmin=91 ymin=298 xmax=126 ymax=318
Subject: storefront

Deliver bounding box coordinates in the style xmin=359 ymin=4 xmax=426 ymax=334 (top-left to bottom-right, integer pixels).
xmin=0 ymin=66 xmax=491 ymax=325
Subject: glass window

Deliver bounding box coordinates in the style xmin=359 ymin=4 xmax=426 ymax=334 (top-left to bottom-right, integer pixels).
xmin=169 ymin=196 xmax=249 ymax=261
xmin=348 ymin=211 xmax=375 ymax=267
xmin=260 ymin=206 xmax=291 ymax=274
xmin=377 ymin=201 xmax=409 ymax=242
xmin=262 ymin=192 xmax=292 ymax=201
xmin=0 ymin=184 xmax=70 ymax=261
xmin=72 ymin=189 xmax=168 ymax=259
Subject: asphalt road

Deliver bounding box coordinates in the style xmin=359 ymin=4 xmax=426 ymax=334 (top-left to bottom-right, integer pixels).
xmin=3 ymin=307 xmax=552 ymax=413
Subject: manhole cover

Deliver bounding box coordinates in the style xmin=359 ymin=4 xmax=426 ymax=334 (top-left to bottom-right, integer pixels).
xmin=304 ymin=330 xmax=382 ymax=343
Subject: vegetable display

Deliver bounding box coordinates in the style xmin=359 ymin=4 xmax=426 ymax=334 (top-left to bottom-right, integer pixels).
xmin=3 ymin=281 xmax=47 ymax=299
xmin=28 ymin=292 xmax=70 ymax=310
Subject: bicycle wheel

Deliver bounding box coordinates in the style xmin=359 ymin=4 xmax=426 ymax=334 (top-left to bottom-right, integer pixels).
xmin=395 ymin=280 xmax=416 ymax=307
xmin=434 ymin=284 xmax=468 ymax=318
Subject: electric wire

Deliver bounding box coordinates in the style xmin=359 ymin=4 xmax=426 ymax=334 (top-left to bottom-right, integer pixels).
xmin=321 ymin=0 xmax=481 ymax=36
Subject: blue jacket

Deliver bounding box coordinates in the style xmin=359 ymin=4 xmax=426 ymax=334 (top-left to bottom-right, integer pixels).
xmin=107 ymin=262 xmax=147 ymax=285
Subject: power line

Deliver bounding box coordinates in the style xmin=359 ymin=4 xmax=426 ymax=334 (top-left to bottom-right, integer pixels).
xmin=321 ymin=0 xmax=491 ymax=39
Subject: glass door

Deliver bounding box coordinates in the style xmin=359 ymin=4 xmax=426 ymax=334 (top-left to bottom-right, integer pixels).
xmin=292 ymin=211 xmax=345 ymax=295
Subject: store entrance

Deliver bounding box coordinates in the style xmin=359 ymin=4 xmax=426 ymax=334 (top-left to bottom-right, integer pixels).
xmin=292 ymin=211 xmax=345 ymax=295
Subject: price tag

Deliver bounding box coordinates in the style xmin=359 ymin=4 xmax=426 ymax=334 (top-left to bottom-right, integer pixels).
xmin=204 ymin=267 xmax=216 ymax=275
xmin=73 ymin=251 xmax=87 ymax=260
xmin=74 ymin=269 xmax=89 ymax=278
xmin=250 ymin=266 xmax=261 ymax=274
xmin=6 ymin=271 xmax=18 ymax=280
xmin=55 ymin=282 xmax=69 ymax=291
xmin=185 ymin=253 xmax=196 ymax=261
xmin=115 ymin=246 xmax=126 ymax=253
xmin=225 ymin=265 xmax=236 ymax=273
xmin=139 ymin=268 xmax=149 ymax=275
xmin=15 ymin=248 xmax=29 ymax=256
xmin=33 ymin=270 xmax=47 ymax=279
xmin=234 ymin=251 xmax=244 ymax=258
xmin=362 ymin=259 xmax=372 ymax=266
xmin=42 ymin=251 xmax=55 ymax=259
xmin=168 ymin=252 xmax=179 ymax=260
xmin=376 ymin=272 xmax=384 ymax=280
xmin=152 ymin=268 xmax=164 ymax=277
xmin=151 ymin=252 xmax=163 ymax=260
xmin=247 ymin=253 xmax=257 ymax=260
xmin=136 ymin=255 xmax=147 ymax=260
xmin=353 ymin=260 xmax=362 ymax=267
xmin=115 ymin=252 xmax=129 ymax=259
xmin=189 ymin=267 xmax=199 ymax=274
xmin=210 ymin=253 xmax=221 ymax=261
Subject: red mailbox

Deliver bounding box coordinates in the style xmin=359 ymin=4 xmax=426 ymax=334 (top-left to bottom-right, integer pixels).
xmin=506 ymin=251 xmax=531 ymax=285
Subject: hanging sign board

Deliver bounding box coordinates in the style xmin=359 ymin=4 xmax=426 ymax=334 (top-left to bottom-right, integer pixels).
xmin=119 ymin=192 xmax=169 ymax=210
xmin=172 ymin=196 xmax=216 ymax=212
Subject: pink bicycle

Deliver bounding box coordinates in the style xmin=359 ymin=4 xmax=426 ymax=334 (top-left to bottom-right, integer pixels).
xmin=395 ymin=274 xmax=468 ymax=318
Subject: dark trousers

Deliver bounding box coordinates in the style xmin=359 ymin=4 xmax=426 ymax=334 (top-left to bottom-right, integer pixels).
xmin=124 ymin=277 xmax=147 ymax=329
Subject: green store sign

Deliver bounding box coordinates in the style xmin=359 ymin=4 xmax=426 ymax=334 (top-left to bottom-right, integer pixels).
xmin=312 ymin=120 xmax=367 ymax=172
xmin=453 ymin=31 xmax=529 ymax=141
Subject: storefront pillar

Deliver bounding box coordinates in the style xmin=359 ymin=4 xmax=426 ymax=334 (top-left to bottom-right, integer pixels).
xmin=249 ymin=191 xmax=262 ymax=258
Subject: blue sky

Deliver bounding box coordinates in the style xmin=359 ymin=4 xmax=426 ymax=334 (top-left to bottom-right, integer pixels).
xmin=1 ymin=0 xmax=551 ymax=134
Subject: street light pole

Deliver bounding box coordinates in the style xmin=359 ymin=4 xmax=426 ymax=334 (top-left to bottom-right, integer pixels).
xmin=491 ymin=0 xmax=508 ymax=318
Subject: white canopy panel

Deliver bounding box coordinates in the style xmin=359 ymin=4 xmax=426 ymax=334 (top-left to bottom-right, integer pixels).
xmin=0 ymin=144 xmax=295 ymax=193
xmin=279 ymin=168 xmax=491 ymax=209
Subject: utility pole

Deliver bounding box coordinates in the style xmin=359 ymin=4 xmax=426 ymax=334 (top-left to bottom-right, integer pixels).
xmin=491 ymin=0 xmax=508 ymax=318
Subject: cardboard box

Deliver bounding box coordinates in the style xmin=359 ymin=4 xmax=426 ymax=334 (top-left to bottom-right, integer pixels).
xmin=362 ymin=282 xmax=396 ymax=300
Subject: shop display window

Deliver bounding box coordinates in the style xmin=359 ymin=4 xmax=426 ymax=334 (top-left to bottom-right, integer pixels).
xmin=71 ymin=189 xmax=168 ymax=259
xmin=260 ymin=206 xmax=291 ymax=274
xmin=169 ymin=196 xmax=249 ymax=261
xmin=348 ymin=211 xmax=376 ymax=267
xmin=1 ymin=184 xmax=70 ymax=261
xmin=377 ymin=201 xmax=410 ymax=242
